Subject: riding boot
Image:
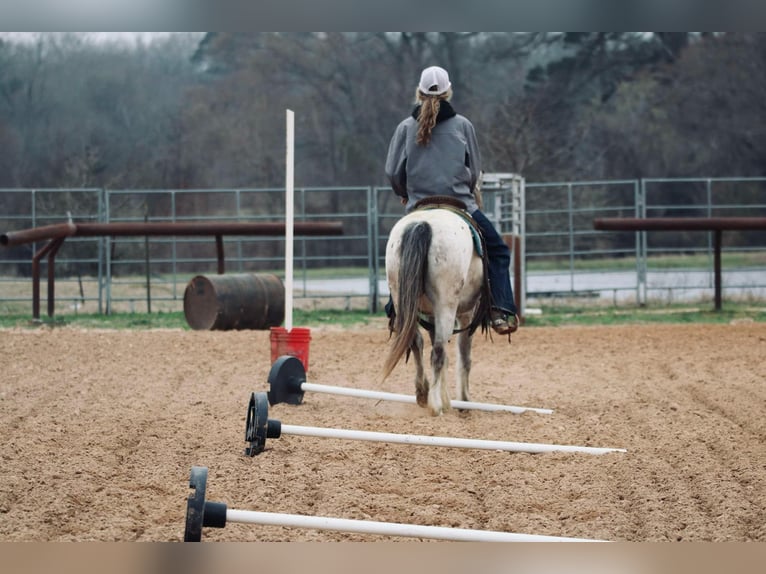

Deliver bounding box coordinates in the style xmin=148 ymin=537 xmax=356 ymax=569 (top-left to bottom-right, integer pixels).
xmin=470 ymin=209 xmax=519 ymax=335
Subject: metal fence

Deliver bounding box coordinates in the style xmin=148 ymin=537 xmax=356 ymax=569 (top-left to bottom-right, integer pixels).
xmin=2 ymin=177 xmax=765 ymax=318
xmin=514 ymin=177 xmax=766 ymax=309
xmin=0 ymin=187 xmax=373 ymax=315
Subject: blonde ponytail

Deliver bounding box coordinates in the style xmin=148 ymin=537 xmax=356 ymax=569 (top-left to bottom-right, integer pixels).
xmin=415 ymin=87 xmax=452 ymax=146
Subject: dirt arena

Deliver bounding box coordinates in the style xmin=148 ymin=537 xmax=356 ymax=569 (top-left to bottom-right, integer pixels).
xmin=1 ymin=319 xmax=764 ymax=542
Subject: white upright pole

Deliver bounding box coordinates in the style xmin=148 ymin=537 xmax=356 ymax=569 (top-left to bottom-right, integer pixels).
xmin=285 ymin=110 xmax=295 ymax=332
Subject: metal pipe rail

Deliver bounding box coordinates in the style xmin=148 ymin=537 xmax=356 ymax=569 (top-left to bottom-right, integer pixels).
xmin=593 ymin=217 xmax=766 ymax=310
xmin=593 ymin=217 xmax=766 ymax=232
xmin=1 ymin=221 xmax=343 ymax=247
xmin=1 ymin=221 xmax=344 ymax=320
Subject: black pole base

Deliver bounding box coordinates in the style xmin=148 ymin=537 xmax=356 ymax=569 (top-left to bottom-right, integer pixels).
xmin=267 ymin=355 xmax=307 ymax=406
xmin=184 ymin=466 xmax=228 ymax=542
xmin=245 ymin=392 xmax=282 ymax=456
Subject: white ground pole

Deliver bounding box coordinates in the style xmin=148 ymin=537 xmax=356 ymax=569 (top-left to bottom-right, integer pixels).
xmin=224 ymin=508 xmax=606 ymax=542
xmin=279 ymin=423 xmax=626 ymax=455
xmin=300 ymin=382 xmax=553 ymax=414
xmin=285 ymin=109 xmax=295 ymax=332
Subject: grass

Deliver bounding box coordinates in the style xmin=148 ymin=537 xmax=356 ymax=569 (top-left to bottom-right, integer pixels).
xmin=522 ymin=301 xmax=766 ymax=327
xmin=1 ymin=301 xmax=764 ymax=330
xmin=0 ymin=308 xmax=377 ymax=330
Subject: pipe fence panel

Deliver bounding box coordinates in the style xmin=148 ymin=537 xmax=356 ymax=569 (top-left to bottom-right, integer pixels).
xmin=0 ymin=188 xmax=103 ymax=313
xmin=637 ymin=178 xmax=766 ymax=304
xmin=102 ymin=187 xmax=372 ymax=313
xmin=522 ymin=180 xmax=642 ymax=303
xmin=2 ymin=178 xmax=765 ymax=318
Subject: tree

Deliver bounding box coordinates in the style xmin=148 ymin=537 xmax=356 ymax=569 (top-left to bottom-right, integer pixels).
xmin=479 ymin=33 xmax=702 ymax=181
xmin=585 ymin=33 xmax=766 ymax=179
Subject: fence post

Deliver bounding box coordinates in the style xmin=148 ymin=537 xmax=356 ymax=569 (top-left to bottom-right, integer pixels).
xmin=637 ymin=180 xmax=647 ymax=306
xmin=105 ymin=189 xmax=112 ymax=314
xmin=367 ymin=187 xmax=379 ymax=314
xmin=510 ymin=175 xmax=526 ymax=318
xmin=144 ymin=205 xmax=151 ymax=314
xmin=97 ymin=188 xmax=105 ymax=314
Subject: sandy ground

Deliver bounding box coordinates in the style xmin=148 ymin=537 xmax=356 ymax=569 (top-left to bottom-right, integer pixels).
xmin=0 ymin=319 xmax=764 ymax=542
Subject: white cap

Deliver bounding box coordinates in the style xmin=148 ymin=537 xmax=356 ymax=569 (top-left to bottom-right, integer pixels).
xmin=418 ymin=66 xmax=451 ymax=96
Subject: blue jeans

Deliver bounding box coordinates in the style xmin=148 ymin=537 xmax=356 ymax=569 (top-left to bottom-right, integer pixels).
xmin=470 ymin=209 xmax=518 ymax=316
xmin=384 ymin=209 xmax=518 ymax=318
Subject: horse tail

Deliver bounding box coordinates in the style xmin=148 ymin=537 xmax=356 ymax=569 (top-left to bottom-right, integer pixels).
xmin=382 ymin=220 xmax=432 ymax=379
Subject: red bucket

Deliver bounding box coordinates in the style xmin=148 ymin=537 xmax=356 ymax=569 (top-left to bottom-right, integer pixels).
xmin=270 ymin=327 xmax=312 ymax=373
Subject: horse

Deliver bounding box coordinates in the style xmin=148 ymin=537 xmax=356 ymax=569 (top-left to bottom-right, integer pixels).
xmin=382 ymin=198 xmax=491 ymax=416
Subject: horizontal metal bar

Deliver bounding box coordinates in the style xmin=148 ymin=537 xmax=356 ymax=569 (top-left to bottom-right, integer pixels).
xmin=2 ymin=221 xmax=344 ymax=247
xmin=594 ymin=217 xmax=766 ymax=231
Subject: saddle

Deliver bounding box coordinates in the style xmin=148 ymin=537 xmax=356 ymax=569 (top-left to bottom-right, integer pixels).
xmin=406 ymin=196 xmax=492 ymax=336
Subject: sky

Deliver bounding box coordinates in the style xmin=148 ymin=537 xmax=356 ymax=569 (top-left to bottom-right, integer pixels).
xmin=0 ymin=32 xmax=200 ymax=44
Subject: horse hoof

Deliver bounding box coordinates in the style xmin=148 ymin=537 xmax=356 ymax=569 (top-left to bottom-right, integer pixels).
xmin=427 ymin=400 xmax=449 ymax=416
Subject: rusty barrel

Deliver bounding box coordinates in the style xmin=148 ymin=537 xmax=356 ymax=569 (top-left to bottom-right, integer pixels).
xmin=184 ymin=273 xmax=285 ymax=331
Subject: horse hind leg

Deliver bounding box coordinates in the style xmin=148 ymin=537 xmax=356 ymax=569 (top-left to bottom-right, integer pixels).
xmin=455 ymin=329 xmax=473 ymax=407
xmin=428 ymin=341 xmax=450 ymax=416
xmin=427 ymin=314 xmax=455 ymax=416
xmin=411 ymin=330 xmax=428 ymax=407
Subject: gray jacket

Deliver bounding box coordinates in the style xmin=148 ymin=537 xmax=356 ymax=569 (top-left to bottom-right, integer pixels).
xmin=385 ymin=103 xmax=482 ymax=214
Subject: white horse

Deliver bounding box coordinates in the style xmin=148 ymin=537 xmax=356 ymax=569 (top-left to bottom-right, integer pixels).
xmin=383 ymin=201 xmax=491 ymax=416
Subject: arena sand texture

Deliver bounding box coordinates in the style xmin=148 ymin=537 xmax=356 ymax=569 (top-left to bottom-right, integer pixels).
xmin=1 ymin=320 xmax=764 ymax=542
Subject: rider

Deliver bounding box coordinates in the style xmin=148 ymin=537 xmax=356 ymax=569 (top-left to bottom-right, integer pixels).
xmin=384 ymin=65 xmax=519 ymax=336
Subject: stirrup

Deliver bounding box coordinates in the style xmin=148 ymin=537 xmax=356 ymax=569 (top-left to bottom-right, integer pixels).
xmin=490 ymin=311 xmax=519 ymax=336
